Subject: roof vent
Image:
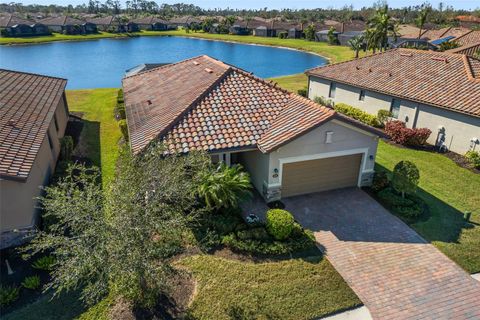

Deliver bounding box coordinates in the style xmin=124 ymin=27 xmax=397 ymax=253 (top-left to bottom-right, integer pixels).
xmin=431 ymin=57 xmax=449 ymax=63
xmin=147 ymin=100 xmax=152 ymax=105
xmin=205 ymin=68 xmax=213 ymax=73
xmin=368 ymin=68 xmax=372 ymax=72
xmin=356 ymin=66 xmax=360 ymax=70
xmin=388 ymin=72 xmax=392 ymax=77
xmin=193 ymin=61 xmax=200 ymax=65
xmin=400 ymin=53 xmax=413 ymax=57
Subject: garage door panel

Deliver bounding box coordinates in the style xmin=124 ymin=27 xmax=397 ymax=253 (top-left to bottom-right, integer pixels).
xmin=282 ymin=154 xmax=362 ymax=197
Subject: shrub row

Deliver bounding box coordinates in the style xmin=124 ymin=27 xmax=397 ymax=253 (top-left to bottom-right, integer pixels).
xmin=333 ymin=103 xmax=381 ymax=127
xmin=385 ymin=120 xmax=431 ymax=146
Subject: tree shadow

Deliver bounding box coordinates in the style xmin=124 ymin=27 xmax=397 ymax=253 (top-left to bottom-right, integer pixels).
xmin=375 ymin=164 xmax=469 ymax=244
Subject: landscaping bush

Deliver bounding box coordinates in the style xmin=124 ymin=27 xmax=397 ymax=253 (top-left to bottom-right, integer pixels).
xmin=297 ymin=88 xmax=307 ymax=97
xmin=314 ymin=96 xmax=335 ymax=108
xmin=304 ymin=24 xmax=315 ymax=41
xmin=333 ymin=103 xmax=381 ymax=127
xmin=60 ymin=135 xmax=74 ymax=161
xmin=377 ymin=109 xmax=392 ymax=125
xmin=117 ymin=89 xmax=124 ymax=104
xmin=465 ymin=150 xmax=480 ymax=169
xmin=266 ymin=209 xmax=295 ymax=240
xmin=32 ymin=255 xmax=55 ymax=271
xmin=392 ymin=160 xmax=420 ymax=198
xmin=21 ymin=275 xmax=41 ymax=290
xmin=277 ymin=31 xmax=288 ymax=39
xmin=371 ymin=171 xmax=390 ymax=192
xmin=0 ymin=285 xmax=19 ymax=307
xmin=118 ymin=119 xmax=128 ymax=141
xmin=385 ymin=120 xmax=431 ymax=146
xmin=116 ymin=103 xmax=126 ymax=120
xmin=378 ymin=188 xmax=423 ymax=219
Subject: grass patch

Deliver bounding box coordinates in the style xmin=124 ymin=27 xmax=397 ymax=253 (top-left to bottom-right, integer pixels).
xmin=66 ymin=88 xmax=121 ymax=187
xmin=0 ymin=32 xmax=126 ymax=45
xmin=376 ymin=140 xmax=480 ymax=273
xmin=271 ymin=73 xmax=308 ymax=93
xmin=179 ymin=255 xmax=361 ymax=319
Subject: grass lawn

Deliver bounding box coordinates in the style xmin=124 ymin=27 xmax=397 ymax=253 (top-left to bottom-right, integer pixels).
xmin=66 ymin=88 xmax=121 ymax=187
xmin=0 ymin=31 xmax=125 ymax=45
xmin=179 ymin=255 xmax=361 ymax=319
xmin=376 ymin=141 xmax=480 ymax=273
xmin=272 ymin=73 xmax=308 ymax=93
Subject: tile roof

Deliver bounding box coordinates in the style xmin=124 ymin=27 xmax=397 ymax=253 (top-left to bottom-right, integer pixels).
xmin=123 ymin=56 xmax=345 ymax=155
xmin=454 ymin=30 xmax=480 ymax=47
xmin=421 ymin=26 xmax=471 ymax=41
xmin=307 ymin=49 xmax=480 ymax=118
xmin=131 ymin=16 xmax=169 ymax=25
xmin=0 ymin=70 xmax=67 ymax=180
xmin=38 ymin=16 xmax=85 ymax=26
xmin=0 ymin=13 xmax=34 ymax=27
xmin=86 ymin=15 xmax=123 ymax=25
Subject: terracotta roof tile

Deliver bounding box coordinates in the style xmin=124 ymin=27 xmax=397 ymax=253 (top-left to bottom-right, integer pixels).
xmin=454 ymin=30 xmax=480 ymax=47
xmin=123 ymin=56 xmax=341 ymax=155
xmin=307 ymin=49 xmax=480 ymax=118
xmin=0 ymin=69 xmax=67 ymax=180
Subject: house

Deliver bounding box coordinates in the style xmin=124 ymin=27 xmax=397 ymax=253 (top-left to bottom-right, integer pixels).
xmin=0 ymin=69 xmax=69 ymax=248
xmin=448 ymin=30 xmax=480 ymax=56
xmin=86 ymin=16 xmax=126 ymax=33
xmin=38 ymin=16 xmax=97 ymax=34
xmin=253 ymin=25 xmax=275 ymax=37
xmin=316 ymin=20 xmax=366 ymax=45
xmin=125 ymin=63 xmax=170 ymax=77
xmin=0 ymin=13 xmax=50 ymax=37
xmin=126 ymin=21 xmax=139 ymax=32
xmin=132 ymin=16 xmax=171 ymax=31
xmin=315 ymin=29 xmax=340 ymax=42
xmin=122 ymin=56 xmax=383 ymax=202
xmin=288 ymin=25 xmax=303 ymax=39
xmin=169 ymin=16 xmax=202 ymax=29
xmin=306 ymin=49 xmax=480 ymax=154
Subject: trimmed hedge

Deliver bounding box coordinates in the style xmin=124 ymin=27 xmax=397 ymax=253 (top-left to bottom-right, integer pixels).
xmin=333 ymin=103 xmax=381 ymax=128
xmin=266 ymin=209 xmax=295 ymax=240
xmin=118 ymin=120 xmax=128 ymax=141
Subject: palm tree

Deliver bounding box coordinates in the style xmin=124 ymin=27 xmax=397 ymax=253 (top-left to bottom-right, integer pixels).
xmin=198 ymin=163 xmax=252 ymax=210
xmin=368 ymin=5 xmax=397 ymax=52
xmin=348 ymin=35 xmax=364 ymax=58
xmin=415 ymin=6 xmax=430 ymax=39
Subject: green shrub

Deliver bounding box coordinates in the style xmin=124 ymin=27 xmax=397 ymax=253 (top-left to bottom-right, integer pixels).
xmin=372 ymin=171 xmax=390 ymax=192
xmin=32 ymin=255 xmax=55 ymax=271
xmin=465 ymin=151 xmax=480 ymax=169
xmin=266 ymin=209 xmax=295 ymax=240
xmin=314 ymin=96 xmax=335 ymax=108
xmin=277 ymin=31 xmax=288 ymax=39
xmin=392 ymin=160 xmax=420 ymax=198
xmin=209 ymin=213 xmax=244 ymax=235
xmin=119 ymin=119 xmax=129 ymax=141
xmin=297 ymin=88 xmax=307 ymax=97
xmin=60 ymin=135 xmax=74 ymax=161
xmin=377 ymin=188 xmax=424 ymax=219
xmin=377 ymin=109 xmax=392 ymax=125
xmin=333 ymin=103 xmax=381 ymax=127
xmin=117 ymin=89 xmax=124 ymax=103
xmin=236 ymin=227 xmax=270 ymax=241
xmin=22 ymin=275 xmax=41 ymax=290
xmin=0 ymin=285 xmax=19 ymax=307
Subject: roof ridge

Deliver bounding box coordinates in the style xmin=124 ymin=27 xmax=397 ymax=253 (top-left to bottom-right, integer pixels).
xmin=463 ymin=55 xmax=480 ymax=83
xmin=123 ymin=55 xmax=218 ymax=80
xmin=0 ymin=68 xmax=67 ymax=82
xmin=137 ymin=66 xmax=234 ymax=154
xmin=447 ymin=40 xmax=480 ymax=53
xmin=234 ymin=68 xmax=291 ymax=95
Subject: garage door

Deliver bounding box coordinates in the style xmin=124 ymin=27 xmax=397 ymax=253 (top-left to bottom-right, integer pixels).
xmin=281 ymin=154 xmax=362 ymax=197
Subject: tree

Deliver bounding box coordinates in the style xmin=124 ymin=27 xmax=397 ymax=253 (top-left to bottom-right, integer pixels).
xmin=197 ymin=162 xmax=252 ymax=210
xmin=348 ymin=35 xmax=364 ymax=58
xmin=304 ymin=24 xmax=315 ymax=41
xmin=392 ymin=161 xmax=420 ymax=198
xmin=327 ymin=26 xmax=338 ymax=45
xmin=23 ymin=145 xmax=211 ymax=308
xmin=415 ymin=5 xmax=430 ymax=39
xmin=368 ymin=5 xmax=397 ymax=52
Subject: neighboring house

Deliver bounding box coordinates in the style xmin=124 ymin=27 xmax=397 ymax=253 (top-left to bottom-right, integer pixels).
xmin=132 ymin=16 xmax=171 ymax=31
xmin=0 ymin=13 xmax=50 ymax=37
xmin=421 ymin=26 xmax=471 ymax=43
xmin=169 ymin=16 xmax=202 ymax=29
xmin=316 ymin=21 xmax=366 ymax=45
xmin=288 ymin=26 xmax=303 ymax=39
xmin=86 ymin=16 xmax=126 ymax=32
xmin=253 ymin=25 xmax=275 ymax=37
xmin=38 ymin=16 xmax=97 ymax=34
xmin=315 ymin=29 xmax=340 ymax=42
xmin=307 ymin=49 xmax=480 ymax=154
xmin=0 ymin=69 xmax=69 ymax=248
xmin=122 ymin=56 xmax=383 ymax=202
xmin=125 ymin=21 xmax=139 ymax=32
xmin=124 ymin=63 xmax=169 ymax=77
xmin=449 ymin=30 xmax=480 ymax=56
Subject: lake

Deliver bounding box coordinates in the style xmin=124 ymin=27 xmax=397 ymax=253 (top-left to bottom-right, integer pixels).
xmin=0 ymin=36 xmax=327 ymax=89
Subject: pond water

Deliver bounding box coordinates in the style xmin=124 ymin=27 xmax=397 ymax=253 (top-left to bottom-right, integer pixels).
xmin=0 ymin=36 xmax=327 ymax=89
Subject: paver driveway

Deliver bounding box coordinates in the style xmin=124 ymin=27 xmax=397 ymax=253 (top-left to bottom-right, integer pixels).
xmin=283 ymin=188 xmax=480 ymax=320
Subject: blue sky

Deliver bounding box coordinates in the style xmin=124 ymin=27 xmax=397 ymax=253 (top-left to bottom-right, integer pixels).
xmin=18 ymin=0 xmax=480 ymax=10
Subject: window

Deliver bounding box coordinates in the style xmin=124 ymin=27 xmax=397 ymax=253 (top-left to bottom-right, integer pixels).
xmin=53 ymin=114 xmax=59 ymax=132
xmin=328 ymin=82 xmax=336 ymax=98
xmin=390 ymin=98 xmax=401 ymax=119
xmin=359 ymin=90 xmax=365 ymax=101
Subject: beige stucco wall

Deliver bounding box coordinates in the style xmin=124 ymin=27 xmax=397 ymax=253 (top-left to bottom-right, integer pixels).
xmin=0 ymin=96 xmax=69 ymax=233
xmin=308 ymin=76 xmax=480 ymax=154
xmin=238 ymin=119 xmax=379 ymax=201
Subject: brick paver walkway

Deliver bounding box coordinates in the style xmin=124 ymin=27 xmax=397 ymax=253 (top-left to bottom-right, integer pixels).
xmin=283 ymin=188 xmax=480 ymax=320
